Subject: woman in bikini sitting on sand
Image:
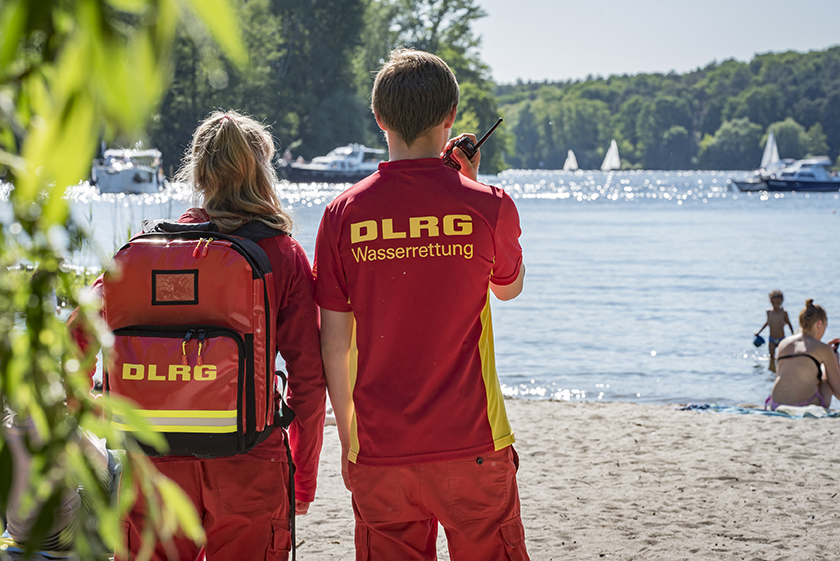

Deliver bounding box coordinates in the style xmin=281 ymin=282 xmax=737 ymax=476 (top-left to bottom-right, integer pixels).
xmin=766 ymin=299 xmax=840 ymax=410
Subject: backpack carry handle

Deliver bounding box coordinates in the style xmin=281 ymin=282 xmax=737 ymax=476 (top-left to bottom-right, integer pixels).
xmin=142 ymin=219 xmax=220 ymax=234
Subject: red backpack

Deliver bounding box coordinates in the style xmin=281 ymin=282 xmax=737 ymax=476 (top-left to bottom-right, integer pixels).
xmin=102 ymin=220 xmax=293 ymax=457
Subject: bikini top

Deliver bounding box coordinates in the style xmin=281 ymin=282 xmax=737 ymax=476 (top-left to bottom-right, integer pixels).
xmin=777 ymin=353 xmax=822 ymax=379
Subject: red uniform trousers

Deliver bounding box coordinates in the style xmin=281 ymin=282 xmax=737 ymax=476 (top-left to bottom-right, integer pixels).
xmin=348 ymin=445 xmax=529 ymax=561
xmin=116 ymin=430 xmax=292 ymax=561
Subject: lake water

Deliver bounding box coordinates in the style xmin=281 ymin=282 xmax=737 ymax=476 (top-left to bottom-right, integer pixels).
xmin=14 ymin=169 xmax=840 ymax=406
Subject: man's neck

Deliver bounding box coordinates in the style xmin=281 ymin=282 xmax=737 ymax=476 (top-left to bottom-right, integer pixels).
xmin=386 ymin=127 xmax=448 ymax=162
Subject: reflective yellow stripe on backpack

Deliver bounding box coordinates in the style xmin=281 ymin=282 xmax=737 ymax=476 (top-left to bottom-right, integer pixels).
xmin=112 ymin=410 xmax=237 ymax=433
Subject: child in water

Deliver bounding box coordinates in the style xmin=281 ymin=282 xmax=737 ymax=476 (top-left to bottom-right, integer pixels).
xmin=756 ymin=289 xmax=795 ymax=372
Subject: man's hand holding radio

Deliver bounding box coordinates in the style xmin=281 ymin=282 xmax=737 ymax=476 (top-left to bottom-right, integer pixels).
xmin=442 ymin=133 xmax=481 ymax=181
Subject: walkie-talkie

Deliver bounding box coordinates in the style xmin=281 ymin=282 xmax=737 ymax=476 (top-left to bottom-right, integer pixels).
xmin=442 ymin=118 xmax=503 ymax=171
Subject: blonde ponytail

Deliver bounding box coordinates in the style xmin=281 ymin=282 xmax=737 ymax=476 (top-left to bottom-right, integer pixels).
xmin=175 ymin=110 xmax=292 ymax=234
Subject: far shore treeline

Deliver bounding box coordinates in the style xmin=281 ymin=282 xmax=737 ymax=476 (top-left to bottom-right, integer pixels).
xmin=498 ymin=47 xmax=840 ymax=171
xmin=144 ymin=0 xmax=840 ymax=175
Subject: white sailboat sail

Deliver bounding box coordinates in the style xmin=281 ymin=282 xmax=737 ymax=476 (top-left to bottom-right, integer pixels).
xmin=601 ymin=139 xmax=621 ymax=171
xmin=759 ymin=131 xmax=780 ymax=169
xmin=563 ymin=150 xmax=579 ymax=171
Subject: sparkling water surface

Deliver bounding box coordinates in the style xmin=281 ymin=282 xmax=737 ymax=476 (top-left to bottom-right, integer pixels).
xmin=11 ymin=169 xmax=840 ymax=406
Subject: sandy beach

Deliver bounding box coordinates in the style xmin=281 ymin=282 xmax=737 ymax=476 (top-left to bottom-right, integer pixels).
xmin=295 ymin=399 xmax=840 ymax=560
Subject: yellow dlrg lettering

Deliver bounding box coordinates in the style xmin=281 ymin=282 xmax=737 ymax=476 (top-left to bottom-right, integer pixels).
xmin=443 ymin=214 xmax=472 ymax=236
xmin=122 ymin=364 xmax=144 ymax=380
xmin=351 ymin=220 xmax=377 ymax=243
xmin=119 ymin=364 xmax=218 ymax=381
xmin=168 ymin=365 xmax=191 ymax=381
xmin=147 ymin=365 xmax=165 ymax=381
xmin=194 ymin=365 xmax=217 ymax=381
xmin=409 ymin=216 xmax=439 ymax=238
xmin=350 ymin=214 xmax=473 ymax=243
xmin=382 ymin=219 xmax=406 ymax=239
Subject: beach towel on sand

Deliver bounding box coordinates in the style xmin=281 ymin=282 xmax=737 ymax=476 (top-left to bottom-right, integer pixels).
xmin=679 ymin=403 xmax=840 ymax=419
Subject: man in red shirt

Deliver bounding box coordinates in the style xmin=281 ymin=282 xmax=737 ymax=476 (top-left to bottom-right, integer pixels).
xmin=314 ymin=49 xmax=529 ymax=560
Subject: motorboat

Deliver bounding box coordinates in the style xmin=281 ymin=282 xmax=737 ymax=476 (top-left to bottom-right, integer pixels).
xmin=91 ymin=149 xmax=166 ymax=194
xmin=762 ymin=156 xmax=840 ymax=192
xmin=283 ymin=144 xmax=385 ymax=183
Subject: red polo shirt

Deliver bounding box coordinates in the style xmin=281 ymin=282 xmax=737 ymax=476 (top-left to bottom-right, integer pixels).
xmin=314 ymin=158 xmax=522 ymax=466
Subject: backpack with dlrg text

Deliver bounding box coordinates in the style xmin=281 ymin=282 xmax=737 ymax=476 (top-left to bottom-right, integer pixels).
xmin=76 ymin=111 xmax=325 ymax=561
xmin=102 ymin=219 xmax=292 ymax=458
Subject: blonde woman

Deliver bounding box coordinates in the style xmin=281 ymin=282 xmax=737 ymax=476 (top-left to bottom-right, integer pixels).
xmin=766 ymin=300 xmax=840 ymax=410
xmin=114 ymin=111 xmax=326 ymax=560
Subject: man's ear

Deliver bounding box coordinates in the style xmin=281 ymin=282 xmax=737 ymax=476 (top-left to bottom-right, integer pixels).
xmin=443 ymin=106 xmax=457 ymax=129
xmin=373 ymin=109 xmax=388 ymax=132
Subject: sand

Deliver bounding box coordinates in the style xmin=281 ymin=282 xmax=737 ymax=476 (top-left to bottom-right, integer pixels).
xmin=295 ymin=399 xmax=840 ymax=560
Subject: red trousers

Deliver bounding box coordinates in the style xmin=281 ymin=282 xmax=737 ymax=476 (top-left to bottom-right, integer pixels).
xmin=116 ymin=430 xmax=291 ymax=561
xmin=348 ymin=446 xmax=529 ymax=561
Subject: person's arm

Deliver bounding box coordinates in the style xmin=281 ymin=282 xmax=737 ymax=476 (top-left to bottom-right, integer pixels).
xmin=785 ymin=312 xmax=794 ymax=334
xmin=490 ymin=263 xmax=525 ymax=301
xmin=821 ymin=342 xmax=840 ymax=400
xmin=274 ymin=242 xmax=327 ymax=515
xmin=320 ymin=309 xmax=355 ymax=491
xmin=488 ymin=191 xmax=524 ymax=301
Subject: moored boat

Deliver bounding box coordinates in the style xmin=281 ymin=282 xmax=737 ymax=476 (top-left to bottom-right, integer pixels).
xmin=91 ymin=149 xmax=166 ymax=194
xmin=283 ymin=144 xmax=385 ymax=183
xmin=763 ymin=156 xmax=840 ymax=192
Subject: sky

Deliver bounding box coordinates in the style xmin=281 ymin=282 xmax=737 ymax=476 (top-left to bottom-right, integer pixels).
xmin=472 ymin=0 xmax=840 ymax=84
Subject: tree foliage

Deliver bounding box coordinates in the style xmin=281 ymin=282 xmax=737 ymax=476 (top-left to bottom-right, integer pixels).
xmin=497 ymin=46 xmax=840 ymax=170
xmin=149 ymin=0 xmax=368 ymax=166
xmin=698 ymin=118 xmax=763 ymax=170
xmin=149 ymin=0 xmax=509 ymax=174
xmin=0 ymin=0 xmax=245 ymax=556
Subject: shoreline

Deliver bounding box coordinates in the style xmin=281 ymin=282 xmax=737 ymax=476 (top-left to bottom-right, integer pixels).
xmin=296 ymin=399 xmax=840 ymax=560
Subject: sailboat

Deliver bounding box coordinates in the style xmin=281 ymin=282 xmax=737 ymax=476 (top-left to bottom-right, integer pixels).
xmin=731 ymin=132 xmax=791 ymax=192
xmin=562 ymin=150 xmax=579 ymax=171
xmin=759 ymin=131 xmax=780 ymax=169
xmin=600 ymin=139 xmax=621 ymax=171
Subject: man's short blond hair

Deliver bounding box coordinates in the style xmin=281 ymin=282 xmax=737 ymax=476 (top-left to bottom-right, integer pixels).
xmin=371 ymin=48 xmax=459 ymax=146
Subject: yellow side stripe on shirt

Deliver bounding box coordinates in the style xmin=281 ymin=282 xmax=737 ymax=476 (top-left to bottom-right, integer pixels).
xmin=479 ymin=291 xmax=516 ymax=450
xmin=348 ymin=318 xmax=362 ymax=463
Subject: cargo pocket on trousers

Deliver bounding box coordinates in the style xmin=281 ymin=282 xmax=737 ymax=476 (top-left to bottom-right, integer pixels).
xmin=447 ymin=450 xmax=512 ymax=522
xmin=500 ymin=517 xmax=528 ymax=560
xmin=215 ymin=459 xmax=287 ymax=513
xmin=266 ymin=518 xmax=292 ymax=560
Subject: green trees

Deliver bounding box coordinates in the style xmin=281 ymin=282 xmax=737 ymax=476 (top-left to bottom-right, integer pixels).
xmin=149 ymin=0 xmax=368 ymax=166
xmin=636 ymin=95 xmax=693 ymax=169
xmin=498 ymin=46 xmax=840 ymax=170
xmin=766 ymin=118 xmax=810 ymax=160
xmin=1 ymin=0 xmax=244 ymax=556
xmin=698 ymin=118 xmax=764 ymax=170
xmin=724 ymin=85 xmax=785 ymax=129
xmin=147 ymin=0 xmax=508 ymax=173
xmin=354 ymin=0 xmax=508 ymax=173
